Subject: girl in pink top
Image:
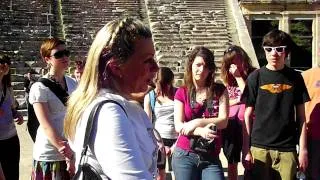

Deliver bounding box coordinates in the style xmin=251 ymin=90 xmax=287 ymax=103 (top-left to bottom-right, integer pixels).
xmin=220 ymin=45 xmax=256 ymax=180
xmin=172 ymin=46 xmax=229 ymax=180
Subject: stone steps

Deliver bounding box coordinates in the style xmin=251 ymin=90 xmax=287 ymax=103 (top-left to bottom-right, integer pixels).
xmin=60 ymin=0 xmax=147 ymax=60
xmin=1 ymin=0 xmax=237 ymax=109
xmin=145 ymin=0 xmax=231 ymax=85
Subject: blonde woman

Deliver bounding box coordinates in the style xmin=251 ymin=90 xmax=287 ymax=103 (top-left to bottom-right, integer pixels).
xmin=29 ymin=38 xmax=77 ymax=179
xmin=64 ymin=17 xmax=159 ymax=179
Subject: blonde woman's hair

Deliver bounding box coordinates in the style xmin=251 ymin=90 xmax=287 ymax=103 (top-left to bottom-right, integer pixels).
xmin=64 ymin=17 xmax=152 ymax=140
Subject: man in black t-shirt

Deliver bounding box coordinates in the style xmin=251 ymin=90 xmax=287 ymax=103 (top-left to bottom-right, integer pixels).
xmin=242 ymin=30 xmax=310 ymax=180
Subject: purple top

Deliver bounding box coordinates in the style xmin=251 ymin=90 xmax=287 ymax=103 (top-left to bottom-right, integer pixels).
xmin=174 ymin=87 xmax=222 ymax=157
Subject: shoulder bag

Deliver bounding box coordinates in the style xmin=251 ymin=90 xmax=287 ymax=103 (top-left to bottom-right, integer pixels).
xmin=27 ymin=78 xmax=69 ymax=142
xmin=73 ymin=100 xmax=127 ymax=180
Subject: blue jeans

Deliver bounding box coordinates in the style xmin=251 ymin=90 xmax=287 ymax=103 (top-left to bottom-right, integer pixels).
xmin=172 ymin=147 xmax=224 ymax=180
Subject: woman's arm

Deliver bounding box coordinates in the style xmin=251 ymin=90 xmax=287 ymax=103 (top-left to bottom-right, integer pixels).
xmin=296 ymin=104 xmax=308 ymax=172
xmin=235 ymin=76 xmax=246 ymax=93
xmin=33 ymin=102 xmax=72 ymax=158
xmin=229 ymin=64 xmax=246 ymax=93
xmin=180 ymin=89 xmax=229 ymax=136
xmin=143 ymin=94 xmax=152 ymax=121
xmin=95 ymin=104 xmax=153 ymax=179
xmin=9 ymin=88 xmax=23 ymax=125
xmin=242 ymin=106 xmax=254 ymax=170
xmin=174 ymin=99 xmax=185 ymax=133
xmin=194 ymin=89 xmax=229 ymax=129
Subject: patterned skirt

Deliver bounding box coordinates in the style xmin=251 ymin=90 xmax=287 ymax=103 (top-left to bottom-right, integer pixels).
xmin=31 ymin=160 xmax=70 ymax=180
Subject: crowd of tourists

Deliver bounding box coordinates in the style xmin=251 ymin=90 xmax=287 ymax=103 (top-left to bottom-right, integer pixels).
xmin=0 ymin=17 xmax=319 ymax=180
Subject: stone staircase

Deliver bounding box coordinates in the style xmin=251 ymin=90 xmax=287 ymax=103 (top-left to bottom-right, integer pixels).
xmin=60 ymin=0 xmax=148 ymax=61
xmin=145 ymin=0 xmax=232 ymax=85
xmin=1 ymin=0 xmax=237 ymax=118
xmin=0 ymin=0 xmax=57 ymax=116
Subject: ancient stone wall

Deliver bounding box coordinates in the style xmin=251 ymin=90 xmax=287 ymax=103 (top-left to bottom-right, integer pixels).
xmin=1 ymin=0 xmax=234 ymax=115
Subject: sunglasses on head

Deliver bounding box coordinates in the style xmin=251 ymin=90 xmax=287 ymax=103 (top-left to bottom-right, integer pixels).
xmin=263 ymin=46 xmax=286 ymax=53
xmin=224 ymin=46 xmax=240 ymax=55
xmin=51 ymin=49 xmax=70 ymax=59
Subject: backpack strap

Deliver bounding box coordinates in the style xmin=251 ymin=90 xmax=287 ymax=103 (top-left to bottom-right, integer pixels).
xmin=38 ymin=78 xmax=69 ymax=105
xmin=149 ymin=90 xmax=157 ymax=123
xmin=149 ymin=89 xmax=156 ymax=112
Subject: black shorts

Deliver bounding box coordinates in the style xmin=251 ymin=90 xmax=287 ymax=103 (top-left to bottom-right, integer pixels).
xmin=222 ymin=118 xmax=243 ymax=164
xmin=157 ymin=138 xmax=176 ymax=170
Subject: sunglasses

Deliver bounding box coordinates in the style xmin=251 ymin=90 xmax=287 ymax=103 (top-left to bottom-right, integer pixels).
xmin=263 ymin=46 xmax=286 ymax=53
xmin=51 ymin=49 xmax=70 ymax=59
xmin=75 ymin=60 xmax=83 ymax=66
xmin=224 ymin=46 xmax=240 ymax=55
xmin=0 ymin=60 xmax=10 ymax=65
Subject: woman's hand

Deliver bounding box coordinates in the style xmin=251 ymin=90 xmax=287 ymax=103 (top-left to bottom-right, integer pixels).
xmin=66 ymin=157 xmax=75 ymax=177
xmin=242 ymin=150 xmax=254 ymax=170
xmin=198 ymin=124 xmax=218 ymax=140
xmin=180 ymin=120 xmax=200 ymax=135
xmin=13 ymin=113 xmax=24 ymax=125
xmin=298 ymin=148 xmax=308 ymax=172
xmin=58 ymin=141 xmax=74 ymax=160
xmin=164 ymin=146 xmax=171 ymax=156
xmin=229 ymin=64 xmax=241 ymax=78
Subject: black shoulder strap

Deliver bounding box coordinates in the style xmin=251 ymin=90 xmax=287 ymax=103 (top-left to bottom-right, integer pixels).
xmin=79 ymin=100 xmax=127 ymax=163
xmin=38 ymin=78 xmax=69 ymax=105
xmin=255 ymin=69 xmax=261 ymax=98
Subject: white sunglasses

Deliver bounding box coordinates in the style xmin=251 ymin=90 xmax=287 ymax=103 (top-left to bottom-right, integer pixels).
xmin=263 ymin=46 xmax=286 ymax=53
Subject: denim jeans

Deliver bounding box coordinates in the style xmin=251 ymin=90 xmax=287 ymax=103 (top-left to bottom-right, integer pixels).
xmin=172 ymin=147 xmax=224 ymax=180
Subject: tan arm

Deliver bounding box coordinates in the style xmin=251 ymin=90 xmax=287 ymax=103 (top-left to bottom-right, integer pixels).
xmin=174 ymin=99 xmax=185 ymax=133
xmin=33 ymin=102 xmax=66 ymax=150
xmin=243 ymin=106 xmax=254 ymax=154
xmin=296 ymin=104 xmax=308 ymax=172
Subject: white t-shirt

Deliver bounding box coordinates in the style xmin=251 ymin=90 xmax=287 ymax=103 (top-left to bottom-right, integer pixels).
xmin=154 ymin=100 xmax=177 ymax=139
xmin=71 ymin=89 xmax=157 ymax=180
xmin=29 ymin=75 xmax=77 ymax=161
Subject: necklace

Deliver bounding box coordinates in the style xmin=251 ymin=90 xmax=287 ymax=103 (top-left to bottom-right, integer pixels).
xmin=195 ymin=88 xmax=207 ymax=103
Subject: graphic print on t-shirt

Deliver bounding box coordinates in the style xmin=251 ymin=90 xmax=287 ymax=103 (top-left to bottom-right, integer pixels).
xmin=260 ymin=83 xmax=292 ymax=94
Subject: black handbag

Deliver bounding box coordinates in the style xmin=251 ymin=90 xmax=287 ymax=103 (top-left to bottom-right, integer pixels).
xmin=73 ymin=100 xmax=126 ymax=180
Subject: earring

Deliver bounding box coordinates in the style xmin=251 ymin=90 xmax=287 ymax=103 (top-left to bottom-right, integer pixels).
xmin=102 ymin=62 xmax=109 ymax=81
xmin=102 ymin=71 xmax=109 ymax=81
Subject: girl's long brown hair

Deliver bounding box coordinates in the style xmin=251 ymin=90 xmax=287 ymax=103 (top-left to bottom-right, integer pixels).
xmin=184 ymin=46 xmax=224 ymax=99
xmin=155 ymin=67 xmax=175 ymax=99
xmin=221 ymin=45 xmax=255 ymax=86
